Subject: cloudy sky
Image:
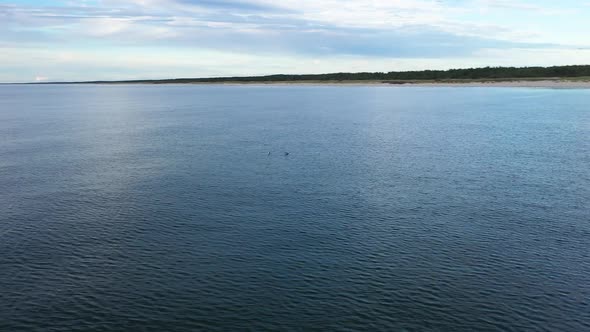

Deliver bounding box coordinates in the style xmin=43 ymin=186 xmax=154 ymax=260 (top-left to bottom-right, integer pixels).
xmin=1 ymin=0 xmax=589 ymax=82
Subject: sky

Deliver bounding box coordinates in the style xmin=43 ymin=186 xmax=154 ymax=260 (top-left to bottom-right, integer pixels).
xmin=1 ymin=0 xmax=589 ymax=82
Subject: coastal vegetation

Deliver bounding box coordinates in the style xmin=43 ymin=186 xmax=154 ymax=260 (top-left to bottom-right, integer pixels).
xmin=50 ymin=65 xmax=590 ymax=84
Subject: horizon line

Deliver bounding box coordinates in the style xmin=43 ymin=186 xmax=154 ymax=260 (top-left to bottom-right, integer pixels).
xmin=4 ymin=64 xmax=590 ymax=85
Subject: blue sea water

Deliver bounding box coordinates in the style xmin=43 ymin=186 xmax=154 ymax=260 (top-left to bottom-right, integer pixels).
xmin=0 ymin=84 xmax=589 ymax=331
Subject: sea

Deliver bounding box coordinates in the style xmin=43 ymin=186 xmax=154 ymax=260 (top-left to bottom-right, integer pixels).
xmin=1 ymin=84 xmax=589 ymax=331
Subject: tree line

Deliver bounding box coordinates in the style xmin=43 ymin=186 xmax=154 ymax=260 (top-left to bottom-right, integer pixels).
xmin=72 ymin=65 xmax=590 ymax=84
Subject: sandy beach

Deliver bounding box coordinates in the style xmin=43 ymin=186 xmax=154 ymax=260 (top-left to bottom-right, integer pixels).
xmin=405 ymin=80 xmax=590 ymax=88
xmin=19 ymin=78 xmax=590 ymax=88
xmin=193 ymin=79 xmax=590 ymax=88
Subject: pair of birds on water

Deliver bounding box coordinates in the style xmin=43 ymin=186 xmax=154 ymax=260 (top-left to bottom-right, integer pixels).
xmin=268 ymin=152 xmax=289 ymax=156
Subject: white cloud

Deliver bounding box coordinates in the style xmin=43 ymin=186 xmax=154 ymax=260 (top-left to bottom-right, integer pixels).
xmin=0 ymin=0 xmax=588 ymax=81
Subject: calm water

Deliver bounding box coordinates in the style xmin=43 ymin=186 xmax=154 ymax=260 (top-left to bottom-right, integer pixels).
xmin=1 ymin=85 xmax=589 ymax=331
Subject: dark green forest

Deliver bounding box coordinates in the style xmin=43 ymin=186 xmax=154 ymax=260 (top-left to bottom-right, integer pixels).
xmin=64 ymin=65 xmax=590 ymax=84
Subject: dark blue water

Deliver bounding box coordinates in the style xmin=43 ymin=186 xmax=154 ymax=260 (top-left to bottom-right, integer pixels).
xmin=1 ymin=85 xmax=589 ymax=331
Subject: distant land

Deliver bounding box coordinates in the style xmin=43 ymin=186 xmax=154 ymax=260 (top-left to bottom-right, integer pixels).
xmin=28 ymin=65 xmax=590 ymax=85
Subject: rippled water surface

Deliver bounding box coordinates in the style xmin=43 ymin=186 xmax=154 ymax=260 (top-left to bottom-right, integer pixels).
xmin=1 ymin=85 xmax=589 ymax=331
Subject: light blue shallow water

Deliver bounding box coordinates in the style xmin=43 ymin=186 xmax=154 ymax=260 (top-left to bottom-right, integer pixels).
xmin=0 ymin=84 xmax=589 ymax=331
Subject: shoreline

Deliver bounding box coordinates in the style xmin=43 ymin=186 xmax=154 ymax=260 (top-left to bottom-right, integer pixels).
xmin=398 ymin=80 xmax=590 ymax=88
xmin=5 ymin=79 xmax=590 ymax=89
xmin=197 ymin=80 xmax=590 ymax=88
